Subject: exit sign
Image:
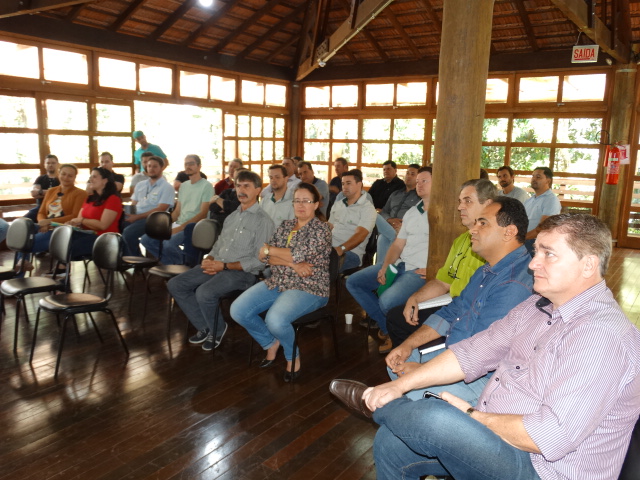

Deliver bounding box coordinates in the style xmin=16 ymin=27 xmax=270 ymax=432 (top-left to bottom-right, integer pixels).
xmin=572 ymin=45 xmax=599 ymax=63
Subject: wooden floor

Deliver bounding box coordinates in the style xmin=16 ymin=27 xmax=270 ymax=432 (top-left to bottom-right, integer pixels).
xmin=0 ymin=247 xmax=639 ymax=480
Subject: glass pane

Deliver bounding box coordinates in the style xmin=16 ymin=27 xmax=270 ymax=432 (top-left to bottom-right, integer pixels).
xmin=483 ymin=118 xmax=509 ymax=142
xmin=397 ymin=82 xmax=427 ymax=106
xmin=305 ymin=86 xmax=330 ymax=108
xmin=363 ymin=119 xmax=391 ymax=140
xmin=486 ymin=78 xmax=509 ymax=103
xmin=628 ymin=181 xmax=640 ymax=236
xmin=304 ymin=119 xmax=330 ymax=139
xmin=510 ymin=147 xmax=551 ymax=170
xmin=391 ymin=144 xmax=423 ymax=165
xmin=265 ymin=83 xmax=286 ymax=107
xmin=98 ymin=57 xmax=136 ymax=90
xmin=332 ymin=85 xmax=358 ymax=107
xmin=361 ymin=166 xmax=383 ymax=187
xmin=563 ymin=74 xmax=606 ymax=102
xmin=275 ymin=140 xmax=284 ymax=159
xmin=554 ymin=147 xmax=599 ymax=174
xmin=43 ymin=48 xmax=88 ymax=84
xmin=263 ymin=117 xmax=274 ymax=137
xmin=96 ymin=103 xmax=131 ymax=132
xmin=238 ymin=140 xmax=250 ymax=162
xmin=180 ymin=71 xmax=208 ymax=98
xmin=96 ymin=137 xmax=133 ymax=166
xmin=518 ymin=76 xmax=558 ymax=102
xmin=304 ymin=142 xmax=330 ymax=163
xmin=251 ymin=116 xmax=262 ymax=137
xmin=275 ymin=118 xmax=285 ymax=138
xmin=512 ymin=118 xmax=553 ymax=143
xmin=556 ymin=118 xmax=602 ymax=144
xmin=225 ymin=114 xmax=236 ymax=136
xmin=0 ymin=41 xmax=39 ymax=79
xmin=366 ymin=84 xmax=394 ymax=106
xmin=332 ymin=142 xmax=358 ymax=162
xmin=481 ymin=146 xmax=506 ymax=169
xmin=242 ymin=80 xmax=264 ymax=105
xmin=393 ymin=118 xmax=425 ymax=141
xmin=263 ymin=140 xmax=274 ymax=161
xmin=46 ymin=100 xmax=88 ymax=130
xmin=139 ymin=64 xmax=172 ymax=94
xmin=211 ymin=76 xmax=236 ymax=102
xmin=0 ymin=96 xmax=38 ymax=128
xmin=362 ymin=143 xmax=390 ymax=164
xmin=0 ymin=133 xmax=40 ymax=164
xmin=48 ymin=135 xmax=90 ymax=164
xmin=555 ymin=176 xmax=595 ymax=203
xmin=237 ymin=115 xmax=250 ymax=137
xmin=251 ymin=140 xmax=262 ymax=160
xmin=0 ymin=168 xmax=41 ymax=197
xmin=224 ymin=140 xmax=237 ymax=160
xmin=333 ymin=119 xmax=358 ymax=139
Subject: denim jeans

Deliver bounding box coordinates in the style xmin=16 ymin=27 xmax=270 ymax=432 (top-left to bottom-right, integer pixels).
xmin=387 ymin=347 xmax=489 ymax=402
xmin=230 ymin=281 xmax=328 ymax=361
xmin=339 ymin=250 xmax=361 ymax=272
xmin=0 ymin=219 xmax=8 ymax=244
xmin=70 ymin=230 xmax=98 ymax=258
xmin=346 ymin=263 xmax=424 ymax=335
xmin=373 ymin=397 xmax=541 ymax=480
xmin=121 ymin=219 xmax=146 ymax=256
xmin=375 ymin=215 xmax=397 ymax=265
xmin=167 ymin=266 xmax=256 ymax=335
xmin=141 ymin=230 xmax=185 ymax=265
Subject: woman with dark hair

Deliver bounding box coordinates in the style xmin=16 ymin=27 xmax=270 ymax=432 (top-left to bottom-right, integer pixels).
xmin=230 ymin=183 xmax=332 ymax=382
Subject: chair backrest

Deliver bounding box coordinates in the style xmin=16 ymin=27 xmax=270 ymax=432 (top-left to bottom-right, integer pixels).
xmin=328 ymin=248 xmax=341 ymax=283
xmin=619 ymin=416 xmax=640 ymax=480
xmin=191 ymin=219 xmax=220 ymax=253
xmin=92 ymin=233 xmax=123 ymax=271
xmin=49 ymin=225 xmax=74 ymax=265
xmin=144 ymin=211 xmax=172 ymax=241
xmin=6 ymin=218 xmax=35 ymax=252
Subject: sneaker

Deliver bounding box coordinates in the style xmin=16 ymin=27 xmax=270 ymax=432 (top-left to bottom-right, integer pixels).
xmin=189 ymin=329 xmax=209 ymax=344
xmin=214 ymin=323 xmax=229 ymax=348
xmin=202 ymin=323 xmax=228 ymax=351
xmin=378 ymin=336 xmax=393 ymax=354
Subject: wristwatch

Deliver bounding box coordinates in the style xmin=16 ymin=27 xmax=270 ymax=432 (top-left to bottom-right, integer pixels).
xmin=223 ymin=263 xmax=229 ymax=271
xmin=466 ymin=407 xmax=475 ymax=416
xmin=263 ymin=245 xmax=270 ymax=256
xmin=339 ymin=245 xmax=346 ymax=252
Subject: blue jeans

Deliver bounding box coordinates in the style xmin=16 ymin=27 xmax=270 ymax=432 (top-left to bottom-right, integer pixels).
xmin=181 ymin=223 xmax=199 ymax=267
xmin=339 ymin=250 xmax=361 ymax=272
xmin=230 ymin=282 xmax=328 ymax=361
xmin=346 ymin=263 xmax=424 ymax=335
xmin=167 ymin=266 xmax=256 ymax=335
xmin=373 ymin=397 xmax=540 ymax=480
xmin=375 ymin=216 xmax=397 ymax=265
xmin=24 ymin=206 xmax=39 ymax=221
xmin=141 ymin=230 xmax=185 ymax=265
xmin=388 ymin=348 xmax=489 ymax=402
xmin=121 ymin=219 xmax=146 ymax=256
xmin=0 ymin=219 xmax=8 ymax=244
xmin=70 ymin=230 xmax=98 ymax=258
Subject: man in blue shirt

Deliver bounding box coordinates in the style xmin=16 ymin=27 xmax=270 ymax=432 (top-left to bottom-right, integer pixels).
xmin=524 ymin=166 xmax=561 ymax=251
xmin=132 ymin=130 xmax=167 ymax=173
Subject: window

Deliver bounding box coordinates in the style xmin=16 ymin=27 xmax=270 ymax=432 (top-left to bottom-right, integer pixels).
xmin=99 ymin=57 xmax=136 ymax=90
xmin=562 ymin=74 xmax=606 ymax=102
xmin=518 ymin=76 xmax=558 ymax=103
xmin=0 ymin=41 xmax=39 ymax=79
xmin=211 ymin=75 xmax=236 ymax=102
xmin=0 ymin=96 xmax=38 ymax=128
xmin=139 ymin=64 xmax=172 ymax=94
xmin=43 ymin=48 xmax=88 ymax=84
xmin=180 ymin=71 xmax=208 ymax=99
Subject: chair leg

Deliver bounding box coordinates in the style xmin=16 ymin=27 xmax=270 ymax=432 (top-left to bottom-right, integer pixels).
xmin=104 ymin=308 xmax=129 ymax=356
xmin=166 ymin=293 xmax=173 ymax=343
xmin=13 ymin=296 xmax=23 ymax=352
xmin=142 ymin=275 xmax=151 ymax=321
xmin=87 ymin=312 xmax=104 ymax=343
xmin=29 ymin=307 xmax=42 ymax=363
xmin=211 ymin=307 xmax=220 ymax=357
xmin=54 ymin=314 xmax=71 ymax=378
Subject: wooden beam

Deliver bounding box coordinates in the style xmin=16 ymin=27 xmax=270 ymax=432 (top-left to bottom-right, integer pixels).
xmin=265 ymin=34 xmax=298 ymax=63
xmin=514 ymin=0 xmax=539 ymax=51
xmin=183 ymin=0 xmax=238 ymax=47
xmin=109 ymin=0 xmax=145 ymax=32
xmin=416 ymin=0 xmax=442 ymax=34
xmin=549 ymin=0 xmax=630 ymax=62
xmin=213 ymin=0 xmax=283 ymax=53
xmin=384 ymin=8 xmax=422 ymax=60
xmin=149 ymin=0 xmax=198 ymax=41
xmin=362 ymin=29 xmax=388 ymax=61
xmin=296 ymin=0 xmax=395 ymax=81
xmin=0 ymin=0 xmax=94 ymax=18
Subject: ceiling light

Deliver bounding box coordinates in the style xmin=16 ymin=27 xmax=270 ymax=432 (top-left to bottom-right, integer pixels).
xmin=199 ymin=0 xmax=213 ymax=7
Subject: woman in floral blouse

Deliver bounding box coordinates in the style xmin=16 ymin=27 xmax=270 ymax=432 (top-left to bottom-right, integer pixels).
xmin=231 ymin=183 xmax=332 ymax=382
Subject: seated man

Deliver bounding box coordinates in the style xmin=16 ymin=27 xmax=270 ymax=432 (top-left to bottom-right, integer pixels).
xmin=497 ymin=165 xmax=529 ymax=203
xmin=346 ymin=167 xmax=432 ymax=354
xmin=386 ymin=178 xmax=493 ymax=346
xmin=298 ymin=161 xmax=330 ymax=217
xmin=25 ymin=154 xmax=60 ymax=221
xmin=141 ymin=155 xmax=212 ymax=264
xmin=260 ymin=164 xmax=294 ymax=229
xmin=214 ymin=158 xmax=242 ymax=195
xmin=368 ymin=160 xmax=406 ymax=210
xmin=328 ymin=157 xmax=348 ymax=217
xmin=329 ymin=169 xmax=376 ymax=272
xmin=129 ymin=151 xmax=152 ymax=194
xmin=261 ymin=157 xmax=301 ymax=199
xmin=98 ymin=152 xmax=124 ymax=193
xmin=121 ymin=156 xmax=175 ymax=256
xmin=331 ymin=213 xmax=640 ymax=480
xmin=167 ymin=170 xmax=274 ymax=351
xmin=524 ymin=166 xmax=561 ymax=251
xmin=375 ymin=163 xmax=421 ymax=263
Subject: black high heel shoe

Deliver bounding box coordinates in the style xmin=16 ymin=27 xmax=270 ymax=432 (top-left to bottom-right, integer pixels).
xmin=259 ymin=358 xmax=275 ymax=368
xmin=283 ymin=369 xmax=300 ymax=382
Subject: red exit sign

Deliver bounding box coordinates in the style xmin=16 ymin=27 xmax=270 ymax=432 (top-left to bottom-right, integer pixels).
xmin=572 ymin=45 xmax=599 ymax=63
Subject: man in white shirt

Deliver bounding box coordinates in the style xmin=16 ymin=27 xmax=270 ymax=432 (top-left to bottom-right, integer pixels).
xmin=260 ymin=164 xmax=294 ymax=229
xmin=261 ymin=157 xmax=301 ymax=198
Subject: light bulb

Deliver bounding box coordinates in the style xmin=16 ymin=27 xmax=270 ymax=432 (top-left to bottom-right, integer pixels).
xmin=199 ymin=0 xmax=213 ymax=7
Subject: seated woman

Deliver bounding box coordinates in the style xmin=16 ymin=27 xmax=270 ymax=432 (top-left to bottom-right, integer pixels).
xmin=17 ymin=163 xmax=87 ymax=272
xmin=230 ymin=183 xmax=332 ymax=382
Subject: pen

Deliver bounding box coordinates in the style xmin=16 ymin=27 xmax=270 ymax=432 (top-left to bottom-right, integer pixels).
xmin=410 ymin=306 xmax=415 ymax=321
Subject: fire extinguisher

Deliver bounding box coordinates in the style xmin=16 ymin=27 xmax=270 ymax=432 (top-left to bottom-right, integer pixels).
xmin=605 ymin=144 xmax=620 ymax=185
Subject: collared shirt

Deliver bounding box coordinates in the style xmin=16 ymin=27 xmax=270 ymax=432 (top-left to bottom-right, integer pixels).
xmin=329 ymin=192 xmax=376 ymax=260
xmin=210 ymin=202 xmax=275 ymax=275
xmin=368 ymin=176 xmax=406 ymax=209
xmin=176 ymin=178 xmax=214 ymax=225
xmin=379 ymin=188 xmax=420 ymax=221
xmin=396 ymin=200 xmax=429 ymax=271
xmin=450 ymin=281 xmax=640 ymax=480
xmin=426 ymin=245 xmax=533 ymax=346
xmin=500 ymin=186 xmax=530 ymax=204
xmin=524 ymin=189 xmax=561 ymax=231
xmin=312 ymin=177 xmax=330 ymax=217
xmin=132 ymin=176 xmax=175 ymax=214
xmin=133 ymin=143 xmax=166 ymax=167
xmin=260 ymin=176 xmax=301 ymax=199
xmin=260 ymin=186 xmax=295 ymax=229
xmin=435 ymin=232 xmax=486 ymax=298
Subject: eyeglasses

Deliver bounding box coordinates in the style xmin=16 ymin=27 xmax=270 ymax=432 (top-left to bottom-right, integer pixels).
xmin=292 ymin=199 xmax=314 ymax=205
xmin=184 ymin=162 xmax=197 ymax=167
xmin=448 ymin=245 xmax=471 ymax=279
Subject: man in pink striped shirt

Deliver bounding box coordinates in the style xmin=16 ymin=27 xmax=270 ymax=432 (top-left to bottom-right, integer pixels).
xmin=333 ymin=213 xmax=640 ymax=480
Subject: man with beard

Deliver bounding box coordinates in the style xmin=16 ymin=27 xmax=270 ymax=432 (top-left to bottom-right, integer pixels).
xmin=523 ymin=166 xmax=561 ymax=251
xmin=497 ymin=165 xmax=529 ymax=204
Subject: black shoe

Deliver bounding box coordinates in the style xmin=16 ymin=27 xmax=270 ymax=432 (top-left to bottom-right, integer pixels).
xmin=359 ymin=317 xmax=378 ymax=329
xmin=259 ymin=358 xmax=275 ymax=368
xmin=283 ymin=369 xmax=300 ymax=382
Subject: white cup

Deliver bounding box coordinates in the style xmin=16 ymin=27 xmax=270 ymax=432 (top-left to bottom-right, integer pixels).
xmin=345 ymin=313 xmax=353 ymax=325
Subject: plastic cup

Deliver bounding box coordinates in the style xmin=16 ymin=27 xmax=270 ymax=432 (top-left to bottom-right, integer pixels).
xmin=345 ymin=313 xmax=353 ymax=325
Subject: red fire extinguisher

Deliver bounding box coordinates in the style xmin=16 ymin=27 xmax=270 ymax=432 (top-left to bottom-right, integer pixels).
xmin=605 ymin=144 xmax=620 ymax=185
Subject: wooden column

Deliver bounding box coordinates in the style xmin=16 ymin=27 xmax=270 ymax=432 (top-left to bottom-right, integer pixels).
xmin=598 ymin=62 xmax=637 ymax=242
xmin=289 ymin=82 xmax=302 ymax=158
xmin=426 ymin=0 xmax=495 ymax=278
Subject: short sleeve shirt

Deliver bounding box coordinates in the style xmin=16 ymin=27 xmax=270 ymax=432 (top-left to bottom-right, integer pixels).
xmin=177 ymin=178 xmax=214 ymax=225
xmin=132 ymin=176 xmax=175 ymax=214
xmin=330 ymin=192 xmax=376 ymax=259
xmin=523 ymin=189 xmax=562 ymax=231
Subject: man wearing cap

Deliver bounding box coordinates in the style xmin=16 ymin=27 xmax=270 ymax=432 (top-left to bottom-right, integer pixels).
xmin=132 ymin=130 xmax=167 ymax=173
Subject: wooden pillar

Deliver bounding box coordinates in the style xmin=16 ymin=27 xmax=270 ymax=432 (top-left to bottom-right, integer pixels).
xmin=426 ymin=0 xmax=495 ymax=278
xmin=289 ymin=82 xmax=302 ymax=158
xmin=598 ymin=62 xmax=637 ymax=242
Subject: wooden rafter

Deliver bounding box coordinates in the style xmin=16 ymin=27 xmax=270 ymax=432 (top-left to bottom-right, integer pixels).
xmin=213 ymin=0 xmax=283 ymax=53
xmin=265 ymin=34 xmax=298 ymax=63
xmin=182 ymin=0 xmax=238 ymax=47
xmin=515 ymin=0 xmax=539 ymax=51
xmin=384 ymin=7 xmax=421 ymax=59
xmin=293 ymin=0 xmax=319 ymax=69
xmin=65 ymin=2 xmax=85 ymax=21
xmin=0 ymin=0 xmax=94 ymax=18
xmin=109 ymin=0 xmax=145 ymax=32
xmin=150 ymin=0 xmax=198 ymax=41
xmin=362 ymin=29 xmax=388 ymax=61
xmin=415 ymin=0 xmax=441 ymax=34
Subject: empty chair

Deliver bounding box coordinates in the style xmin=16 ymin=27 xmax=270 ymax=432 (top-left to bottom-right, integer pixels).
xmin=0 ymin=218 xmax=34 ymax=315
xmin=30 ymin=231 xmax=129 ymax=378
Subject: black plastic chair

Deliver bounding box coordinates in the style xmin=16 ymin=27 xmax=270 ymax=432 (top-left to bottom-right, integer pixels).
xmin=0 ymin=218 xmax=35 ymax=316
xmin=619 ymin=416 xmax=640 ymax=480
xmin=1 ymin=219 xmax=68 ymax=352
xmin=30 ymin=232 xmax=129 ymax=378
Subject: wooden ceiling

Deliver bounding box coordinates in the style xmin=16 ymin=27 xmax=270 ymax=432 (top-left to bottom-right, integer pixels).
xmin=0 ymin=0 xmax=638 ymax=81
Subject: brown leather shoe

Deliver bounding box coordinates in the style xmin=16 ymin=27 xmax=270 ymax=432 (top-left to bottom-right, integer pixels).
xmin=329 ymin=379 xmax=373 ymax=419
